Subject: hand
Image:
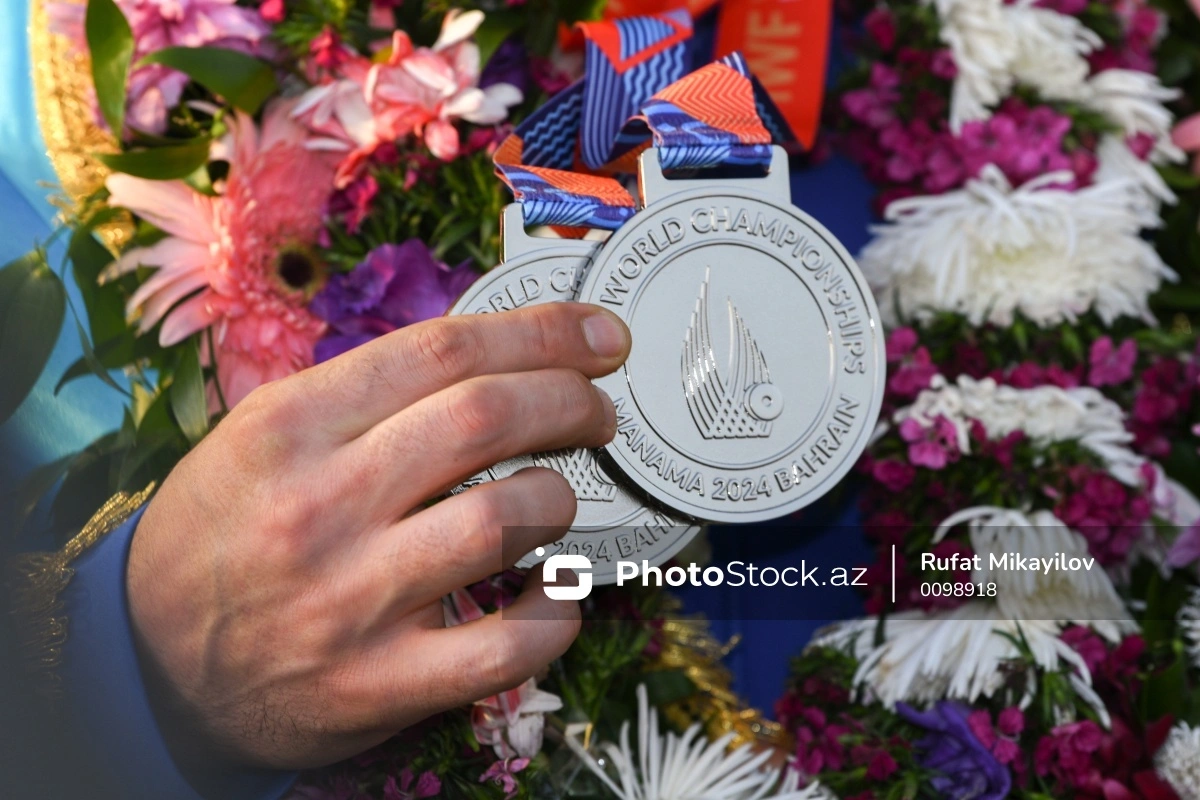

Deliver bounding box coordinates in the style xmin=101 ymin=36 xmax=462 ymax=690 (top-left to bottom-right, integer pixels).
xmin=126 ymin=302 xmax=630 ymax=772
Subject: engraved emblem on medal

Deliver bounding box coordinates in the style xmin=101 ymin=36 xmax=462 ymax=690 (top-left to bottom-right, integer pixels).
xmin=576 ymin=147 xmax=885 ymax=523
xmin=450 ymin=205 xmax=700 ymax=584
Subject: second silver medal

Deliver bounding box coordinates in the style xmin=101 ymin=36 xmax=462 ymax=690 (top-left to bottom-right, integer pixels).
xmin=450 ymin=205 xmax=699 ymax=584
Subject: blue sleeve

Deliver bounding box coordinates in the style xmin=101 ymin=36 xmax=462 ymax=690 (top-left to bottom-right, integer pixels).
xmin=59 ymin=504 xmax=298 ymax=800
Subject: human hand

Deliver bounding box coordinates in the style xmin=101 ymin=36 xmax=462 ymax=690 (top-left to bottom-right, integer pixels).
xmin=126 ymin=302 xmax=630 ymax=771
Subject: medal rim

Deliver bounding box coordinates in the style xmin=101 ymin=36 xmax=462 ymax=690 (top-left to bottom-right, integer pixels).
xmin=577 ymin=184 xmax=886 ymax=523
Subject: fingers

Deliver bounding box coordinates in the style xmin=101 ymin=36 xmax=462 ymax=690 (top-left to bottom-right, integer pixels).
xmin=342 ymin=367 xmax=615 ymax=518
xmin=381 ymin=566 xmax=582 ymax=723
xmin=297 ymin=303 xmax=631 ymax=440
xmin=355 ymin=468 xmax=577 ymax=608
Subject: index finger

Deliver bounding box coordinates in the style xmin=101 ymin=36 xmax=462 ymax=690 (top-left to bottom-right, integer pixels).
xmin=294 ymin=302 xmax=631 ymax=440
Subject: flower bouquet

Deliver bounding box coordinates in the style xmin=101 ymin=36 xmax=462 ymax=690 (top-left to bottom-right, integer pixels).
xmin=768 ymin=0 xmax=1200 ymax=796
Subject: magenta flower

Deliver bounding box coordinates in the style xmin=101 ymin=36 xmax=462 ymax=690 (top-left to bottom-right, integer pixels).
xmin=383 ymin=768 xmax=441 ymax=800
xmin=1087 ymin=337 xmax=1137 ymax=387
xmin=479 ymin=758 xmax=529 ymax=800
xmin=1167 ymin=520 xmax=1200 ymax=569
xmin=871 ymin=459 xmax=916 ymax=492
xmin=899 ymin=416 xmax=959 ymax=470
xmin=841 ymin=64 xmax=900 ymax=129
xmin=863 ymin=7 xmax=897 ymax=51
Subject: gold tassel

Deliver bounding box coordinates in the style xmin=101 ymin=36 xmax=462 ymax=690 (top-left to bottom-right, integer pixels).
xmin=647 ymin=599 xmax=789 ymax=751
xmin=29 ymin=0 xmax=133 ymax=249
xmin=6 ymin=484 xmax=155 ymax=709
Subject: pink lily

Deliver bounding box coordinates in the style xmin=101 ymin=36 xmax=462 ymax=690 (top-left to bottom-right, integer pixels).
xmin=1173 ymin=112 xmax=1200 ymax=176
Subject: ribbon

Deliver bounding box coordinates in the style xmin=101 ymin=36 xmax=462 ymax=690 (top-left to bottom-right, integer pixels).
xmin=494 ymin=15 xmax=778 ymax=231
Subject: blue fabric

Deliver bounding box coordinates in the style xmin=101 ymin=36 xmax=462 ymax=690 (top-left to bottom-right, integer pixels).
xmin=61 ymin=504 xmax=298 ymax=799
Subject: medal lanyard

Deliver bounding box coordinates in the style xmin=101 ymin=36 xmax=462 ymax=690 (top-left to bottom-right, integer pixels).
xmin=493 ymin=13 xmax=790 ymax=231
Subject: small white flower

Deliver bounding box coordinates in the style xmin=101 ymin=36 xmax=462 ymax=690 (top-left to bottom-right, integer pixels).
xmin=928 ymin=0 xmax=1099 ymax=130
xmin=862 ymin=166 xmax=1174 ymax=327
xmin=1006 ymin=1 xmax=1100 ymax=105
xmin=1179 ymin=588 xmax=1200 ymax=670
xmin=1082 ymin=69 xmax=1183 ymax=164
xmin=1154 ymin=723 xmax=1200 ymax=800
xmin=925 ymin=0 xmax=1016 ymax=130
xmin=818 ymin=605 xmax=1111 ymax=724
xmin=563 ymin=684 xmax=827 ymax=800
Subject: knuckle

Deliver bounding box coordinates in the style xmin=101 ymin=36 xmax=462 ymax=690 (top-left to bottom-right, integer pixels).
xmin=457 ymin=489 xmax=507 ymax=558
xmin=442 ymin=381 xmax=509 ymax=449
xmin=411 ymin=321 xmax=480 ymax=385
xmin=486 ymin=626 xmax=525 ymax=691
xmin=525 ymin=305 xmax=564 ymax=362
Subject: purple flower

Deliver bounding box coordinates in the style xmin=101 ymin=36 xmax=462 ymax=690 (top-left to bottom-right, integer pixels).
xmin=479 ymin=757 xmax=530 ymax=799
xmin=897 ymin=702 xmax=1011 ymax=800
xmin=383 ymin=768 xmax=441 ymax=800
xmin=1087 ymin=336 xmax=1137 ymax=387
xmin=311 ymin=241 xmax=479 ymax=362
xmin=480 ymin=38 xmax=531 ymax=97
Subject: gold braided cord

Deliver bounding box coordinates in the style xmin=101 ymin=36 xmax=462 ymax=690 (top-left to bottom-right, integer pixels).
xmin=6 ymin=484 xmax=156 ymax=707
xmin=29 ymin=0 xmax=133 ymax=249
xmin=649 ymin=607 xmax=789 ymax=751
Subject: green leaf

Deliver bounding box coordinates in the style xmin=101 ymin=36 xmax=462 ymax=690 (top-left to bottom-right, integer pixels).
xmin=169 ymin=338 xmax=209 ymax=445
xmin=475 ymin=11 xmax=523 ymax=67
xmin=0 ymin=252 xmax=67 ymax=425
xmin=69 ymin=319 xmax=128 ymax=396
xmin=68 ymin=226 xmax=123 ymax=345
xmin=139 ymin=47 xmax=278 ymax=115
xmin=5 ymin=453 xmax=77 ymax=538
xmin=96 ymin=138 xmax=212 ymax=180
xmin=639 ymin=669 xmax=696 ymax=707
xmin=86 ymin=0 xmax=134 ymax=136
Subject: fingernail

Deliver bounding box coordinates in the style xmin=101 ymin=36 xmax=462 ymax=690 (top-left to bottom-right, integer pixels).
xmin=596 ymin=387 xmax=617 ymax=431
xmin=582 ymin=312 xmax=628 ymax=358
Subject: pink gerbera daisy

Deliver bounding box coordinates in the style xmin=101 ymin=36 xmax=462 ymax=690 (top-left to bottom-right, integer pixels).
xmin=105 ymin=99 xmax=337 ymax=409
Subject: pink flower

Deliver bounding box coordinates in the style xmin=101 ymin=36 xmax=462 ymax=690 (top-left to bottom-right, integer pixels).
xmin=871 ymin=459 xmax=915 ymax=492
xmin=1174 ymin=112 xmax=1200 ymax=176
xmin=1087 ymin=337 xmax=1137 ymax=387
xmin=295 ymin=10 xmax=522 ymax=183
xmin=479 ymin=758 xmax=530 ymax=800
xmin=259 ymin=0 xmax=284 ymax=23
xmin=899 ymin=416 xmax=959 ymax=470
xmin=841 ymin=64 xmax=900 ymax=129
xmin=48 ymin=0 xmax=270 ymax=134
xmin=863 ymin=7 xmax=896 ymax=51
xmin=443 ymin=589 xmax=562 ymax=760
xmin=104 ymin=100 xmax=336 ymax=409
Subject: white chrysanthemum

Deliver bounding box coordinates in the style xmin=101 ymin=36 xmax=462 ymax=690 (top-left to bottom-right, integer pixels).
xmin=925 ymin=0 xmax=1016 ymax=129
xmin=1095 ymin=134 xmax=1177 ymax=214
xmin=1006 ymin=1 xmax=1100 ymax=104
xmin=563 ymin=685 xmax=828 ymax=800
xmin=1155 ymin=723 xmax=1200 ymax=800
xmin=817 ymin=605 xmax=1110 ymax=722
xmin=894 ymin=375 xmax=1147 ymax=486
xmin=1180 ymin=589 xmax=1200 ymax=670
xmin=862 ymin=166 xmax=1174 ymax=327
xmin=1083 ymin=69 xmax=1183 ymax=163
xmin=935 ymin=507 xmax=1134 ymax=639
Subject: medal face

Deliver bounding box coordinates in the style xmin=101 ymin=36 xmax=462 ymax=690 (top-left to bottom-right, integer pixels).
xmin=577 ymin=184 xmax=885 ymax=523
xmin=450 ymin=207 xmax=700 ymax=584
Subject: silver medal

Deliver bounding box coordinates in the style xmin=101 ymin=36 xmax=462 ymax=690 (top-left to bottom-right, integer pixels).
xmin=576 ymin=147 xmax=885 ymax=523
xmin=450 ymin=205 xmax=700 ymax=584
